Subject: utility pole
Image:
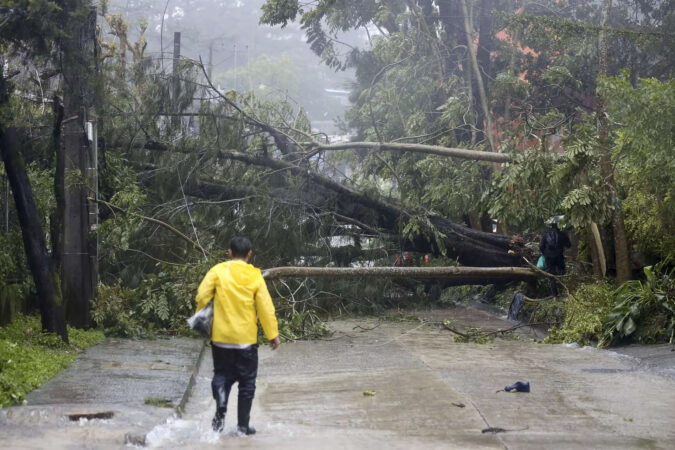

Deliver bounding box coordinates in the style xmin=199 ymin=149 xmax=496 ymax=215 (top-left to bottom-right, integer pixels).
xmin=207 ymin=40 xmax=214 ymax=80
xmin=172 ymin=31 xmax=181 ymax=129
xmin=3 ymin=174 xmax=8 ymax=233
xmin=60 ymin=4 xmax=97 ymax=328
xmin=246 ymin=45 xmax=252 ymax=92
xmin=87 ymin=120 xmax=98 ymax=297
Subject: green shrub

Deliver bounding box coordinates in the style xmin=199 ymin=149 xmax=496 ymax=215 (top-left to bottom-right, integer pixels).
xmin=599 ymin=261 xmax=674 ymax=347
xmin=545 ymin=261 xmax=674 ymax=346
xmin=91 ymin=283 xmax=142 ymax=337
xmin=545 ymin=282 xmax=614 ymax=345
xmin=92 ymin=259 xmax=214 ymax=336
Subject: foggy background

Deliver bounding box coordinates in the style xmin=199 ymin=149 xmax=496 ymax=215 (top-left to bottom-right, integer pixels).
xmin=106 ymin=0 xmax=364 ymax=134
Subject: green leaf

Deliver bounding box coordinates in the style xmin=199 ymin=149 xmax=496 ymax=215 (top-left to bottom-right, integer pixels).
xmin=622 ymin=317 xmax=637 ymax=336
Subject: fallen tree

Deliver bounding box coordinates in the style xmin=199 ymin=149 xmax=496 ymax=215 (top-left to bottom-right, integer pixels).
xmin=134 ymin=69 xmax=526 ymax=269
xmin=219 ymin=151 xmax=524 ymax=267
xmin=136 ymin=146 xmax=523 ymax=267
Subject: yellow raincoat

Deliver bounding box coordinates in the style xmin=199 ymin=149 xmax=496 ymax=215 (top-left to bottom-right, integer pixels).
xmin=195 ymin=260 xmax=278 ymax=345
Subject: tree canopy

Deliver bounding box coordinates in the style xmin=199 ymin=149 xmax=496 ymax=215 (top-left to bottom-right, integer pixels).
xmin=0 ymin=0 xmax=673 ymax=342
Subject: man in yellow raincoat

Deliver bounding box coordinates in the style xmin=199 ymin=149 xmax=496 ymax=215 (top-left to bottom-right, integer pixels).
xmin=195 ymin=236 xmax=280 ymax=435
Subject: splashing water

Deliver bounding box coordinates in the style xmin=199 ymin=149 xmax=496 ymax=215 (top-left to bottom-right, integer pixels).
xmin=145 ymin=415 xmax=223 ymax=448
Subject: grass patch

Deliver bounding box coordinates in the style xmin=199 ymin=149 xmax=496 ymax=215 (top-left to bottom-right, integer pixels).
xmin=144 ymin=397 xmax=174 ymax=408
xmin=0 ymin=314 xmax=104 ymax=408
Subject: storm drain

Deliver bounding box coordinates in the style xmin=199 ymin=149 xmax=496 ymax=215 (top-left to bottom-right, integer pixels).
xmin=67 ymin=411 xmax=114 ymax=421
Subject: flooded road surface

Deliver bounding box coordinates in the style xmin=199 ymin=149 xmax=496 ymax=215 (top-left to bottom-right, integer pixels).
xmin=2 ymin=306 xmax=674 ymax=449
xmin=146 ymin=306 xmax=675 ymax=449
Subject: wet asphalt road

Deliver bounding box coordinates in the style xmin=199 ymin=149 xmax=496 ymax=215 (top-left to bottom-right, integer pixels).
xmin=1 ymin=306 xmax=674 ymax=449
xmin=149 ymin=306 xmax=675 ymax=449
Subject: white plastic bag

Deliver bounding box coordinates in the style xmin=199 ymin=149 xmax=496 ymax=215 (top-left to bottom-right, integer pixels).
xmin=187 ymin=300 xmax=213 ymax=337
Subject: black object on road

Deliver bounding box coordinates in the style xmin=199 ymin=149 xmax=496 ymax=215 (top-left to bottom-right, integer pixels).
xmin=507 ymin=293 xmax=525 ymax=321
xmin=505 ymin=381 xmax=530 ymax=392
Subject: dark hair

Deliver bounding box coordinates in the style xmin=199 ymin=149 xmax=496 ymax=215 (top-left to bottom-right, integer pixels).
xmin=230 ymin=236 xmax=252 ymax=258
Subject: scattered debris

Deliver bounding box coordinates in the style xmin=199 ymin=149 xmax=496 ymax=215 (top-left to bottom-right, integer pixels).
xmin=481 ymin=426 xmax=529 ymax=434
xmin=440 ymin=320 xmax=546 ymax=343
xmin=363 ymin=390 xmax=376 ymax=397
xmin=353 ymin=323 xmax=381 ymax=332
xmin=581 ymin=368 xmax=629 ymax=374
xmin=482 ymin=427 xmax=507 ymax=434
xmin=451 ymin=402 xmax=465 ymax=408
xmin=144 ymin=397 xmax=174 ymax=408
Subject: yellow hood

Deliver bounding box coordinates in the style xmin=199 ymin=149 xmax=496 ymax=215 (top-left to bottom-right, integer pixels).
xmin=223 ymin=260 xmax=262 ymax=288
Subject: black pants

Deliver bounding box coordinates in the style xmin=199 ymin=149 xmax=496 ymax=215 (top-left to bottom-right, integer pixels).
xmin=545 ymin=258 xmax=565 ymax=297
xmin=211 ymin=344 xmax=258 ymax=422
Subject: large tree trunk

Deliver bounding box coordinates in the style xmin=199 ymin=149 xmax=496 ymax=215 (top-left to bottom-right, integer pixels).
xmin=460 ymin=0 xmax=496 ymax=152
xmin=0 ymin=127 xmax=69 ymax=343
xmin=218 ymin=151 xmax=523 ymax=267
xmin=50 ymin=97 xmax=64 ymax=275
xmin=475 ymin=0 xmax=495 ymax=132
xmin=589 ymin=223 xmax=606 ymax=277
xmin=597 ymin=0 xmax=631 ymax=283
xmin=60 ymin=3 xmax=97 ymax=328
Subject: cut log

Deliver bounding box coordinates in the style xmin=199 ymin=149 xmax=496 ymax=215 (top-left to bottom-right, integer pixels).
xmin=313 ymin=142 xmax=510 ymax=163
xmin=262 ymin=266 xmax=538 ymax=284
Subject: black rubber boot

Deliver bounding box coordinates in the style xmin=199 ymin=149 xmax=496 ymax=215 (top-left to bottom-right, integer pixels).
xmin=212 ymin=384 xmax=228 ymax=432
xmin=212 ymin=407 xmax=226 ymax=432
xmin=237 ymin=397 xmax=256 ymax=435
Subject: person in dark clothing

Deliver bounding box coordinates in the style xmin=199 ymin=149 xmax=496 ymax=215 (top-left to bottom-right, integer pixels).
xmin=539 ymin=223 xmax=571 ymax=297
